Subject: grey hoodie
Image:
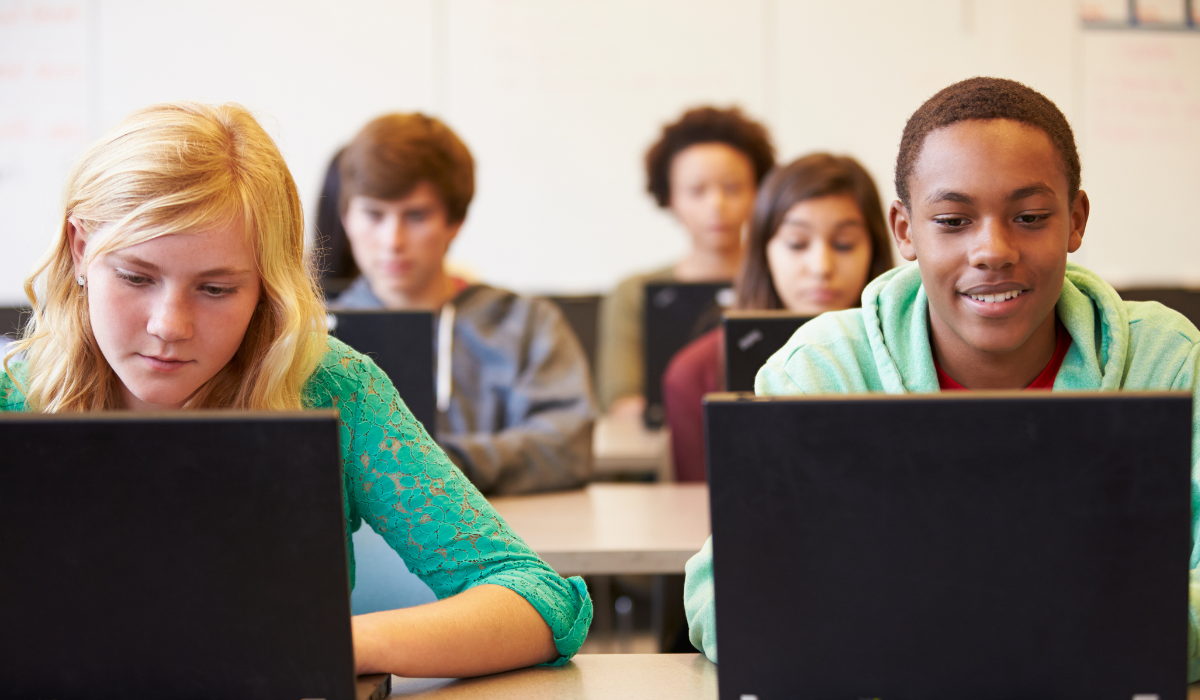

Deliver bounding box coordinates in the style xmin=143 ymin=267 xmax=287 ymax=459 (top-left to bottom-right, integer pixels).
xmin=334 ymin=277 xmax=596 ymax=495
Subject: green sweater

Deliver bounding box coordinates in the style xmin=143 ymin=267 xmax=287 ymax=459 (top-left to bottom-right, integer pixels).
xmin=684 ymin=262 xmax=1200 ymax=681
xmin=1 ymin=337 xmax=593 ymax=664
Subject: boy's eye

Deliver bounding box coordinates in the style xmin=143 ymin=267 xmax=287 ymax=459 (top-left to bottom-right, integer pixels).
xmin=1015 ymin=213 xmax=1049 ymax=224
xmin=934 ymin=216 xmax=970 ymax=228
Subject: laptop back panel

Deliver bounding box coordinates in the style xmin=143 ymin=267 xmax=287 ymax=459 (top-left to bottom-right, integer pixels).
xmin=0 ymin=306 xmax=29 ymax=338
xmin=705 ymin=392 xmax=1191 ymax=700
xmin=721 ymin=311 xmax=811 ymax=392
xmin=643 ymin=281 xmax=731 ymax=426
xmin=0 ymin=412 xmax=356 ymax=700
xmin=328 ymin=309 xmax=436 ymax=431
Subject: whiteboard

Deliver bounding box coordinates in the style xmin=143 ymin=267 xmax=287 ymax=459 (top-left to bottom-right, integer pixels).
xmin=0 ymin=0 xmax=1197 ymax=304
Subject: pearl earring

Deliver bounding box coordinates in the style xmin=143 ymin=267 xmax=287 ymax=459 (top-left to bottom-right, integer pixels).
xmin=77 ymin=275 xmax=85 ymax=287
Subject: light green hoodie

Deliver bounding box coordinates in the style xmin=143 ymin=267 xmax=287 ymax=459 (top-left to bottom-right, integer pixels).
xmin=684 ymin=261 xmax=1200 ymax=680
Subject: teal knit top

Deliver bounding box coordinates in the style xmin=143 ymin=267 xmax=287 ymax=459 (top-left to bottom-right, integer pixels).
xmin=1 ymin=337 xmax=593 ymax=663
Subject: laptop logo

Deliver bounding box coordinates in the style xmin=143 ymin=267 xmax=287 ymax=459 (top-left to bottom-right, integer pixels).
xmin=325 ymin=313 xmax=338 ymax=331
xmin=738 ymin=329 xmax=764 ymax=351
xmin=653 ymin=288 xmax=677 ymax=308
xmin=716 ymin=287 xmax=736 ymax=307
xmin=1132 ymin=695 xmax=1160 ymax=700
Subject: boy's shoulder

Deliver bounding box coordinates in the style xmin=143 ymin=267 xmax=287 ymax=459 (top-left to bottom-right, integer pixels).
xmin=756 ymin=307 xmax=884 ymax=395
xmin=1125 ymin=299 xmax=1200 ymax=346
xmin=1122 ymin=299 xmax=1200 ymax=387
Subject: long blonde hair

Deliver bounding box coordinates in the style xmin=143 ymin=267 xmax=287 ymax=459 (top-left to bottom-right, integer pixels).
xmin=4 ymin=102 xmax=328 ymax=412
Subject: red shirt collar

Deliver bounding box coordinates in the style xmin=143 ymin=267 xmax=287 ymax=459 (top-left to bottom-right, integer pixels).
xmin=935 ymin=318 xmax=1072 ymax=391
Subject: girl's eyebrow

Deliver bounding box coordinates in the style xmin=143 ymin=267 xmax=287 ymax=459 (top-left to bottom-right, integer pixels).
xmin=112 ymin=253 xmax=251 ymax=278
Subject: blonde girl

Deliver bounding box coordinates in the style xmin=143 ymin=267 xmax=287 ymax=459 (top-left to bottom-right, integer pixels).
xmin=1 ymin=102 xmax=590 ymax=677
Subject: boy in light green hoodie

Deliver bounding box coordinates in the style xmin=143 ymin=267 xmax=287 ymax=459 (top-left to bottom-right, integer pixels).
xmin=683 ymin=77 xmax=1200 ymax=680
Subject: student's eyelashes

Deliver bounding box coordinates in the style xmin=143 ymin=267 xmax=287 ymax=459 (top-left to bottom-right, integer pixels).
xmin=114 ymin=269 xmax=152 ymax=286
xmin=1014 ymin=212 xmax=1051 ymax=226
xmin=200 ymin=285 xmax=237 ymax=298
xmin=932 ymin=216 xmax=970 ymax=230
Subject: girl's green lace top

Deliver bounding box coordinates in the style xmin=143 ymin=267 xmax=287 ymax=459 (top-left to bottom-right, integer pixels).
xmin=0 ymin=337 xmax=593 ymax=663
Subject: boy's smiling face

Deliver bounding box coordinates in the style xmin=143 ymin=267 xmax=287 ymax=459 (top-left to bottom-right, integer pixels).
xmin=890 ymin=118 xmax=1089 ymax=365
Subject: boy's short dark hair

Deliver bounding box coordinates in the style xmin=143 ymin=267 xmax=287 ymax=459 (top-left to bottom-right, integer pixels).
xmin=894 ymin=77 xmax=1081 ymax=209
xmin=645 ymin=106 xmax=776 ymax=208
xmin=339 ymin=113 xmax=474 ymax=224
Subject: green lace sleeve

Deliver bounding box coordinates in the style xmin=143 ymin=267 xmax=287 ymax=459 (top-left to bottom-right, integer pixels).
xmin=304 ymin=338 xmax=592 ymax=663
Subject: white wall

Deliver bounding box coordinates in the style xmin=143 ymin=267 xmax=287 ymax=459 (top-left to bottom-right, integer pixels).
xmin=1 ymin=0 xmax=1197 ymax=305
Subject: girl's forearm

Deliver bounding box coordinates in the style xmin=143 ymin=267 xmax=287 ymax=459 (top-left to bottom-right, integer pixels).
xmin=351 ymin=584 xmax=558 ymax=678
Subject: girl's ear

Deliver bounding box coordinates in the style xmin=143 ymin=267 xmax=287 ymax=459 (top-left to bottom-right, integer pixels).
xmin=889 ymin=201 xmax=918 ymax=262
xmin=66 ymin=217 xmax=89 ymax=278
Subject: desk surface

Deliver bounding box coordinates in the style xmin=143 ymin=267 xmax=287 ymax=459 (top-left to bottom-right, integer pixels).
xmin=387 ymin=656 xmax=1200 ymax=699
xmin=591 ymin=413 xmax=671 ymax=480
xmin=389 ymin=654 xmax=716 ymax=698
xmin=488 ymin=483 xmax=710 ymax=575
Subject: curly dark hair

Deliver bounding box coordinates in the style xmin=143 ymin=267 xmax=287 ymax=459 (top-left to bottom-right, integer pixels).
xmin=894 ymin=77 xmax=1081 ymax=209
xmin=644 ymin=106 xmax=775 ymax=208
xmin=737 ymin=153 xmax=894 ymax=311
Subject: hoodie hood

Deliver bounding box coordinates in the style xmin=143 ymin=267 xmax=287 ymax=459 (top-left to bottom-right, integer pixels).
xmin=859 ymin=261 xmax=1132 ymax=394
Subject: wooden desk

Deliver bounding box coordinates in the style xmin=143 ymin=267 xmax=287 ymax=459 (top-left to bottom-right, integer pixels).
xmin=388 ymin=657 xmax=1200 ymax=699
xmin=388 ymin=653 xmax=716 ymax=698
xmin=591 ymin=413 xmax=672 ymax=481
xmin=488 ymin=483 xmax=710 ymax=576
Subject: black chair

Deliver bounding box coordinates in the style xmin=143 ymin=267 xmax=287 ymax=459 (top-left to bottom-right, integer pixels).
xmin=547 ymin=294 xmax=602 ymax=382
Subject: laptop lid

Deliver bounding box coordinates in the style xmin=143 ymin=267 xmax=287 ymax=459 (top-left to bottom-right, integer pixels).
xmin=327 ymin=309 xmax=436 ymax=431
xmin=643 ymin=281 xmax=732 ymax=427
xmin=705 ymin=392 xmax=1191 ymax=700
xmin=0 ymin=411 xmax=370 ymax=700
xmin=0 ymin=307 xmax=30 ymax=355
xmin=721 ymin=310 xmax=812 ymax=393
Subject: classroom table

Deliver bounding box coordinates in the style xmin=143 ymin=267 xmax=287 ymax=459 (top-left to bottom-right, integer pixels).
xmin=591 ymin=412 xmax=672 ymax=481
xmin=386 ymin=656 xmax=1200 ymax=699
xmin=487 ymin=483 xmax=710 ymax=576
xmin=387 ymin=653 xmax=717 ymax=698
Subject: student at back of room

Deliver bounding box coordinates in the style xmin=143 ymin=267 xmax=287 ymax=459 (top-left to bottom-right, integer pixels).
xmin=330 ymin=113 xmax=596 ymax=496
xmin=596 ymin=106 xmax=775 ymax=421
xmin=0 ymin=101 xmax=592 ymax=679
xmin=682 ymin=78 xmax=1200 ymax=679
xmin=661 ymin=153 xmax=893 ymax=482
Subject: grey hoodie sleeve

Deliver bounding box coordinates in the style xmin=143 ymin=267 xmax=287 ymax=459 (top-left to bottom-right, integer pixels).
xmin=438 ymin=294 xmax=596 ymax=495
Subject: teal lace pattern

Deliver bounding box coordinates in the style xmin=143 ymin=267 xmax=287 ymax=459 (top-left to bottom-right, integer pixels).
xmin=304 ymin=338 xmax=592 ymax=662
xmin=0 ymin=341 xmax=593 ymax=663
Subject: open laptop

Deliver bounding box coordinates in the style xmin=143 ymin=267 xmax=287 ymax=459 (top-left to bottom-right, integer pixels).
xmin=0 ymin=306 xmax=30 ymax=355
xmin=704 ymin=392 xmax=1191 ymax=700
xmin=327 ymin=309 xmax=436 ymax=431
xmin=643 ymin=281 xmax=732 ymax=427
xmin=0 ymin=412 xmax=390 ymax=700
xmin=721 ymin=310 xmax=811 ymax=392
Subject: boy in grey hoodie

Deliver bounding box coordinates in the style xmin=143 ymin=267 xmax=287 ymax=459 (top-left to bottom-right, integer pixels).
xmin=331 ymin=113 xmax=595 ymax=496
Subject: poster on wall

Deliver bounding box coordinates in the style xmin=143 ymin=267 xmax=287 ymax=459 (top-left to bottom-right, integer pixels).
xmin=1082 ymin=0 xmax=1196 ymax=28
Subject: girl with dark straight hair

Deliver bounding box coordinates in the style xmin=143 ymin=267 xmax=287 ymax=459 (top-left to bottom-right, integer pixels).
xmin=663 ymin=153 xmax=894 ymax=482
